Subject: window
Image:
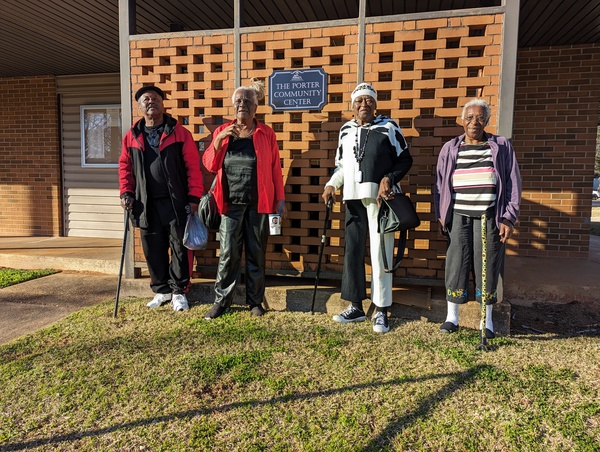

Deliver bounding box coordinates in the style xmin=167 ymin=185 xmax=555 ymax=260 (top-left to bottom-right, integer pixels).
xmin=80 ymin=105 xmax=122 ymax=167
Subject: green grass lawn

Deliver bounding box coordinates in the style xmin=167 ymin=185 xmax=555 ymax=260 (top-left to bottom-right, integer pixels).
xmin=0 ymin=299 xmax=598 ymax=451
xmin=0 ymin=268 xmax=56 ymax=288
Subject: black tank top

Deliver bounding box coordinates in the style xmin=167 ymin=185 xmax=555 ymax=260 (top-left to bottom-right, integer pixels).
xmin=223 ymin=137 xmax=258 ymax=204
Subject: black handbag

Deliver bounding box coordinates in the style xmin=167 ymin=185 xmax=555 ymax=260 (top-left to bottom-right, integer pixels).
xmin=198 ymin=179 xmax=221 ymax=230
xmin=378 ymin=193 xmax=421 ymax=273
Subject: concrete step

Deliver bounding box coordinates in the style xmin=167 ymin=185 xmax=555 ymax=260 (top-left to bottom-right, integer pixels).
xmin=120 ymin=276 xmax=511 ymax=335
xmin=0 ymin=237 xmax=121 ymax=275
xmin=0 ymin=252 xmax=120 ymax=275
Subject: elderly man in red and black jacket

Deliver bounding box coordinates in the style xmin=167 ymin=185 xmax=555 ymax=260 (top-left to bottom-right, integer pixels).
xmin=119 ymin=85 xmax=203 ymax=312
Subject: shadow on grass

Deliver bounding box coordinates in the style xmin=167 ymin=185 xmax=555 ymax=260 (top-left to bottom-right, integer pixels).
xmin=2 ymin=365 xmax=492 ymax=451
xmin=361 ymin=364 xmax=490 ymax=451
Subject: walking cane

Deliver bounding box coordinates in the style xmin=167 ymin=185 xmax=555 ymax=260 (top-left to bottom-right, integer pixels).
xmin=113 ymin=209 xmax=130 ymax=318
xmin=310 ymin=197 xmax=334 ymax=314
xmin=477 ymin=212 xmax=491 ymax=351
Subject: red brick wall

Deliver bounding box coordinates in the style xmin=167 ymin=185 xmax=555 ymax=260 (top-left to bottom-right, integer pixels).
xmin=129 ymin=14 xmax=503 ymax=279
xmin=0 ymin=76 xmax=61 ymax=236
xmin=512 ymin=44 xmax=600 ymax=258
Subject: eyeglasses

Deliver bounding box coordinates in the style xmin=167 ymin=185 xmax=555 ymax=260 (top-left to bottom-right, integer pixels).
xmin=353 ymin=97 xmax=375 ymax=106
xmin=464 ymin=115 xmax=487 ymax=124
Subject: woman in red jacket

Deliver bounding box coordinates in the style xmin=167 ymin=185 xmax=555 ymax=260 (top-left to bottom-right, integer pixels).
xmin=202 ymin=78 xmax=286 ymax=319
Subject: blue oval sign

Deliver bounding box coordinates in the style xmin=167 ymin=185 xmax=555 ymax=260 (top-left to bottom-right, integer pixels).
xmin=268 ymin=69 xmax=328 ymax=111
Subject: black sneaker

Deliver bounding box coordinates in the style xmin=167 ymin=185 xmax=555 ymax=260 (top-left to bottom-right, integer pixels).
xmin=372 ymin=311 xmax=390 ymax=333
xmin=250 ymin=304 xmax=265 ymax=316
xmin=205 ymin=303 xmax=227 ymax=320
xmin=440 ymin=321 xmax=458 ymax=333
xmin=332 ymin=305 xmax=367 ymax=323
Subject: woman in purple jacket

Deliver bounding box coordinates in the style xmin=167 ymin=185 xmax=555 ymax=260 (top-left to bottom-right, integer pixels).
xmin=434 ymin=99 xmax=521 ymax=338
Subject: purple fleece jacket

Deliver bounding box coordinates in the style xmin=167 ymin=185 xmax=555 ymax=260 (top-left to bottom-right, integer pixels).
xmin=434 ymin=132 xmax=522 ymax=229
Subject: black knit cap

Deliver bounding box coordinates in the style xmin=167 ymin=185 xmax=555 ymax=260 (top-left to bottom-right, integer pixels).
xmin=134 ymin=85 xmax=165 ymax=101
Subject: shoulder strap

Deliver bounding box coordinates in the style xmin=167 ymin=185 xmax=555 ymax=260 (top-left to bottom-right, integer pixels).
xmin=380 ymin=224 xmax=407 ymax=273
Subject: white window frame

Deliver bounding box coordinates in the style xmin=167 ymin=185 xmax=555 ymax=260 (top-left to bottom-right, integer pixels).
xmin=80 ymin=104 xmax=122 ymax=168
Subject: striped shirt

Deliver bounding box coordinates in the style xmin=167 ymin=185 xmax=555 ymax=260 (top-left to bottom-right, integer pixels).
xmin=451 ymin=142 xmax=497 ymax=217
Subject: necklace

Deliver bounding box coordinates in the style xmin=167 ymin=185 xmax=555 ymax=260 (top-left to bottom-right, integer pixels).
xmin=237 ymin=123 xmax=255 ymax=140
xmin=353 ymin=124 xmax=371 ymax=163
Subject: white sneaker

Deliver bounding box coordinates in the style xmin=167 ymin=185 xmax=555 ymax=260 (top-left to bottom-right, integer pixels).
xmin=147 ymin=293 xmax=171 ymax=308
xmin=372 ymin=311 xmax=390 ymax=334
xmin=171 ymin=293 xmax=189 ymax=311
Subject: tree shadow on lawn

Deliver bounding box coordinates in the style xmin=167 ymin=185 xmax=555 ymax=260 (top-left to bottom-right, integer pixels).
xmin=2 ymin=365 xmax=491 ymax=451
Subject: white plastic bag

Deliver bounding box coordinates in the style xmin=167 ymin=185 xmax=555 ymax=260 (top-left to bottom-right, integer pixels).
xmin=183 ymin=212 xmax=208 ymax=250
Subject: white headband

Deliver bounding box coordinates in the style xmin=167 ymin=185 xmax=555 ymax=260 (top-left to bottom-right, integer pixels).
xmin=351 ymin=83 xmax=377 ymax=102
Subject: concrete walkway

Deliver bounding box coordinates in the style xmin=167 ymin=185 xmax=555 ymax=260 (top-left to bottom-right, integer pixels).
xmin=0 ymin=271 xmax=116 ymax=344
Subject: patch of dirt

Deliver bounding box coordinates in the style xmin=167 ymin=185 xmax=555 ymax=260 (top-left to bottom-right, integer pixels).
xmin=510 ymin=300 xmax=600 ymax=336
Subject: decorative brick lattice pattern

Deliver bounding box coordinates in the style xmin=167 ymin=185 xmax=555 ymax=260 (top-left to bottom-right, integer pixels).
xmin=130 ymin=14 xmax=504 ymax=280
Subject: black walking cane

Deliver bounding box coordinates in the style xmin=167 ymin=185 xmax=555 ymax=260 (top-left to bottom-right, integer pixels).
xmin=477 ymin=212 xmax=492 ymax=351
xmin=310 ymin=197 xmax=334 ymax=314
xmin=113 ymin=209 xmax=130 ymax=318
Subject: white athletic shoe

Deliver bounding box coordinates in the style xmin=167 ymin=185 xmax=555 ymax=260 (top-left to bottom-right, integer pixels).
xmin=171 ymin=293 xmax=189 ymax=312
xmin=147 ymin=293 xmax=171 ymax=308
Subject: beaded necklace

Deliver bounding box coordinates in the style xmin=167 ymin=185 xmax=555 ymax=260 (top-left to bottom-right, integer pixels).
xmin=353 ymin=124 xmax=371 ymax=163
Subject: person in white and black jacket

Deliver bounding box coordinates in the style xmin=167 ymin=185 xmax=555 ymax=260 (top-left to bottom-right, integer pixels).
xmin=322 ymin=83 xmax=413 ymax=333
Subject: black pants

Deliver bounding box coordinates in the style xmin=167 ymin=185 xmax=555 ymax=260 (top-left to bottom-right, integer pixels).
xmin=139 ymin=198 xmax=189 ymax=294
xmin=340 ymin=199 xmax=394 ymax=307
xmin=445 ymin=212 xmax=505 ymax=305
xmin=213 ymin=203 xmax=268 ymax=308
